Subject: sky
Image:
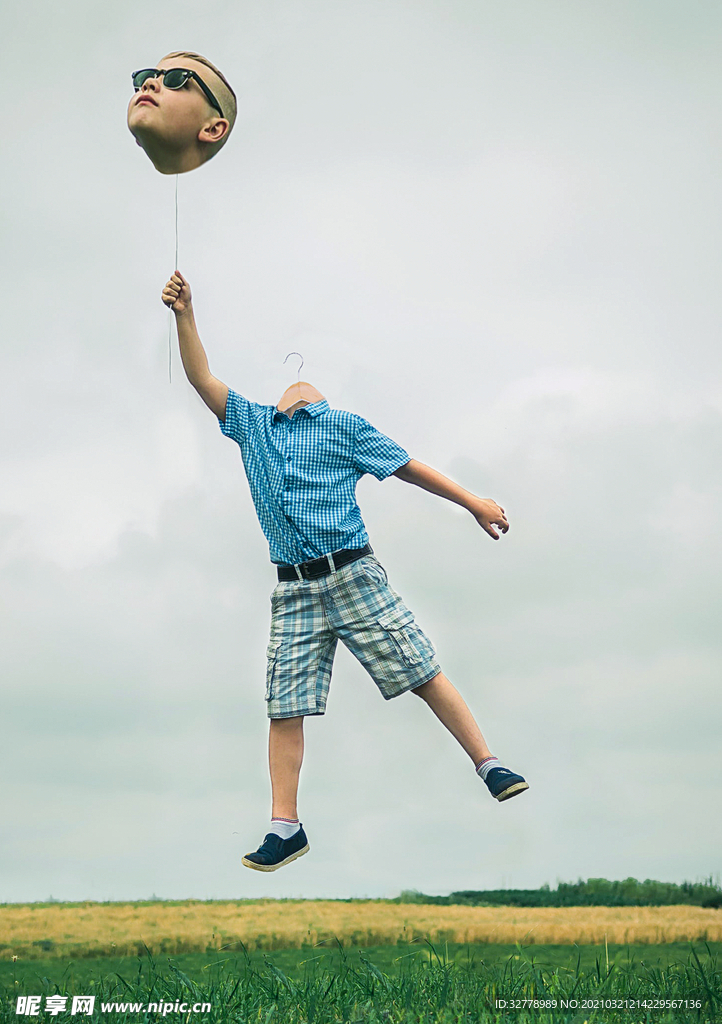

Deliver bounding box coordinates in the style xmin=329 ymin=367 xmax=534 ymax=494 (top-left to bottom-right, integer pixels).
xmin=1 ymin=0 xmax=721 ymax=903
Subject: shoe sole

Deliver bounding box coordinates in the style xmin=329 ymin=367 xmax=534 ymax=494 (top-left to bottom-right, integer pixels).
xmin=495 ymin=782 xmax=529 ymax=802
xmin=241 ymin=843 xmax=310 ymax=872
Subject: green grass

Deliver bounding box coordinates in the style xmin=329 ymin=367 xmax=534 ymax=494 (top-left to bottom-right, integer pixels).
xmin=1 ymin=942 xmax=720 ymax=1022
xmin=3 ymin=942 xmax=721 ymax=989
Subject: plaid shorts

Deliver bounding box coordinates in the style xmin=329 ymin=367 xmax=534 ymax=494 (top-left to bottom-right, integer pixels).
xmin=265 ymin=554 xmax=440 ymax=718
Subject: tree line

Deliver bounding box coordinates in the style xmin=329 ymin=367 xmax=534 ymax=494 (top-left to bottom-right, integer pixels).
xmin=395 ymin=877 xmax=722 ymax=908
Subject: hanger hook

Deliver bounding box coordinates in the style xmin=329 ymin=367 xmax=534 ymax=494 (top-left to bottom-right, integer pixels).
xmin=283 ymin=351 xmax=304 ymax=382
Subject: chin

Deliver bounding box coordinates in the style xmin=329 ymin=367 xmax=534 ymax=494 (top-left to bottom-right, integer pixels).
xmin=127 ymin=116 xmax=147 ymax=140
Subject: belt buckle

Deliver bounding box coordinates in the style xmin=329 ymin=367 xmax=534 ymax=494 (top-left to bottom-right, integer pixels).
xmin=301 ymin=556 xmax=328 ymax=580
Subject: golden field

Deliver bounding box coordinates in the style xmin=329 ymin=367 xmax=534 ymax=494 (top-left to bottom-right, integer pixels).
xmin=1 ymin=901 xmax=721 ymax=960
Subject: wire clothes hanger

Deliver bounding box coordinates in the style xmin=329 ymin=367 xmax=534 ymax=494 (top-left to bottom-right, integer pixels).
xmin=277 ymin=351 xmax=325 ymax=413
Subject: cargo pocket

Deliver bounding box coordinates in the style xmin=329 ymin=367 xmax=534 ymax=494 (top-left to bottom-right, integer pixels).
xmin=265 ymin=639 xmax=282 ymax=701
xmin=378 ymin=608 xmax=423 ymax=666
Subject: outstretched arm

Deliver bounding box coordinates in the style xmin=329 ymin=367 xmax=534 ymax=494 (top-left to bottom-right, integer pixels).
xmin=162 ymin=271 xmax=229 ymax=421
xmin=393 ymin=459 xmax=509 ymax=539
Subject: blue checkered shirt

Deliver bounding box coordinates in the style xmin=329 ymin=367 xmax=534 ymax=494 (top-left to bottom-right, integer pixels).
xmin=219 ymin=390 xmax=410 ymax=564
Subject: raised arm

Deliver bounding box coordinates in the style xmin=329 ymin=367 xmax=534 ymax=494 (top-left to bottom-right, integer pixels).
xmin=393 ymin=459 xmax=509 ymax=540
xmin=161 ymin=271 xmax=229 ymax=422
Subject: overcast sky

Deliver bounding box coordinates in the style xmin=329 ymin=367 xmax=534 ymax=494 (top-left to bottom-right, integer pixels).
xmin=1 ymin=0 xmax=721 ymax=903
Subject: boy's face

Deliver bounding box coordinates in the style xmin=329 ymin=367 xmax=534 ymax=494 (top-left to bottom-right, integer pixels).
xmin=127 ymin=55 xmax=229 ymax=174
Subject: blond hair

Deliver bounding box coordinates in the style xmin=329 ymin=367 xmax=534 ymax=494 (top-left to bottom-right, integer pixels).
xmin=162 ymin=51 xmax=237 ymax=160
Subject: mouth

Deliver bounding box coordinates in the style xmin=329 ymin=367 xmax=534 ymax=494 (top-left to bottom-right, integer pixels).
xmin=135 ymin=95 xmax=158 ymax=107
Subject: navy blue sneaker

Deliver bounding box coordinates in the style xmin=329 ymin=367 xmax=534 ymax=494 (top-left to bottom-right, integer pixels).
xmin=484 ymin=767 xmax=529 ymax=802
xmin=241 ymin=825 xmax=310 ymax=872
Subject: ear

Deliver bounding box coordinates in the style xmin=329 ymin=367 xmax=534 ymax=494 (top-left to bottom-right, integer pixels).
xmin=198 ymin=118 xmax=230 ymax=145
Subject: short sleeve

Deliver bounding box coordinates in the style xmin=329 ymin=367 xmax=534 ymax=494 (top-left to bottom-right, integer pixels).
xmin=353 ymin=416 xmax=410 ymax=480
xmin=219 ymin=389 xmax=252 ymax=443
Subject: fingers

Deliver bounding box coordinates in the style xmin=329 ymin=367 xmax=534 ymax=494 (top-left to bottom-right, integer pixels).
xmin=475 ymin=499 xmax=509 ymax=539
xmin=162 ymin=280 xmax=180 ymax=307
xmin=493 ymin=503 xmax=509 ymax=533
xmin=162 ymin=271 xmax=187 ymax=308
xmin=172 ymin=270 xmax=189 ymax=294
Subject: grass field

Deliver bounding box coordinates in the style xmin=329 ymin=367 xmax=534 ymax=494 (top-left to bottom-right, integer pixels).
xmin=2 ymin=902 xmax=721 ymax=1021
xmin=2 ymin=900 xmax=721 ymax=960
xmin=1 ymin=941 xmax=720 ymax=1022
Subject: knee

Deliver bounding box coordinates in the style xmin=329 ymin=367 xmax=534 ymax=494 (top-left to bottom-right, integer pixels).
xmin=270 ymin=714 xmax=305 ymax=731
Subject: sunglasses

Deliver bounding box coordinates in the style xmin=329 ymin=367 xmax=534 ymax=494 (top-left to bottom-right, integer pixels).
xmin=132 ymin=68 xmax=224 ymax=120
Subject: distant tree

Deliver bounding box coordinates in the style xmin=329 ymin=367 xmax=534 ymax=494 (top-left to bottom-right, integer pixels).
xmin=398 ymin=877 xmax=722 ymax=908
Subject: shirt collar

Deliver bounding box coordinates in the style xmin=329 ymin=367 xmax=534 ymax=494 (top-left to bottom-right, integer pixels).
xmin=304 ymin=399 xmax=330 ymax=417
xmin=273 ymin=399 xmax=330 ymax=422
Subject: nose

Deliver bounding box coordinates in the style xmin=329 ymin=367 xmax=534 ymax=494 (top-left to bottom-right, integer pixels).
xmin=140 ymin=74 xmax=161 ymax=95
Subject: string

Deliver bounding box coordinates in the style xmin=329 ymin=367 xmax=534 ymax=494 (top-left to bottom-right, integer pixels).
xmin=168 ymin=173 xmax=179 ymax=383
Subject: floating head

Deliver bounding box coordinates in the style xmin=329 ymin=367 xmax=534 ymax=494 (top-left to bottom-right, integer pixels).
xmin=128 ymin=51 xmax=236 ymax=174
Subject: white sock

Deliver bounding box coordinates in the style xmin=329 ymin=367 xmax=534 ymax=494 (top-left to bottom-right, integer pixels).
xmin=270 ymin=817 xmax=300 ymax=839
xmin=475 ymin=756 xmax=501 ymax=781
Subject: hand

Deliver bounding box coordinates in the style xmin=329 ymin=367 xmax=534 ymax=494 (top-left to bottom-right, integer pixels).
xmin=470 ymin=498 xmax=509 ymax=540
xmin=162 ymin=270 xmax=192 ymax=315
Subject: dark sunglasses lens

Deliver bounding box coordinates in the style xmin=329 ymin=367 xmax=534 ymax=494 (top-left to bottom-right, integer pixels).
xmin=162 ymin=69 xmax=190 ymax=89
xmin=132 ymin=69 xmax=157 ymax=89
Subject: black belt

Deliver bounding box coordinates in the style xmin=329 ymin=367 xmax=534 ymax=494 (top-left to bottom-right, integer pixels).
xmin=276 ymin=543 xmax=372 ymax=581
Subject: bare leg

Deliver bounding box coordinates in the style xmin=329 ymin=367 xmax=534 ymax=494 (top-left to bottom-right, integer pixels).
xmin=412 ymin=671 xmax=492 ymax=765
xmin=269 ymin=716 xmax=305 ymax=819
